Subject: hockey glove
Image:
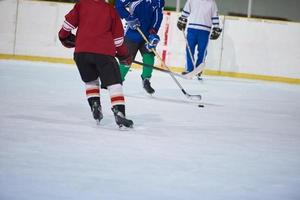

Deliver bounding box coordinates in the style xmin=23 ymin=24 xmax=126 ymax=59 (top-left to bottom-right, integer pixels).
xmin=126 ymin=15 xmax=140 ymax=30
xmin=210 ymin=27 xmax=222 ymax=40
xmin=145 ymin=34 xmax=160 ymax=51
xmin=117 ymin=54 xmax=132 ymax=66
xmin=59 ymin=33 xmax=76 ymax=48
xmin=116 ymin=44 xmax=132 ymax=66
xmin=177 ymin=16 xmax=187 ymax=31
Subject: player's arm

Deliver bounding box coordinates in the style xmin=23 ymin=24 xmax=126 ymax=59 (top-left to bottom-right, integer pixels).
xmin=210 ymin=1 xmax=222 ymax=40
xmin=177 ymin=0 xmax=190 ymax=31
xmin=115 ymin=0 xmax=140 ymax=30
xmin=115 ymin=0 xmax=131 ymax=19
xmin=58 ymin=3 xmax=79 ymax=48
xmin=145 ymin=0 xmax=164 ymax=51
xmin=181 ymin=0 xmax=191 ymax=19
xmin=150 ymin=0 xmax=164 ymax=33
xmin=111 ymin=8 xmax=132 ymax=65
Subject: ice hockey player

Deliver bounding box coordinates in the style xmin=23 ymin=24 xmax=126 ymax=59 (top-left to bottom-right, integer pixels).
xmin=177 ymin=0 xmax=222 ymax=77
xmin=58 ymin=0 xmax=133 ymax=128
xmin=115 ymin=0 xmax=165 ymax=94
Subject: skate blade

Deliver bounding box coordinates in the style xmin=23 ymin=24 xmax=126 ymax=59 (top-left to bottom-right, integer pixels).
xmin=95 ymin=119 xmax=102 ymax=125
xmin=197 ymin=76 xmax=203 ymax=81
xmin=118 ymin=124 xmax=133 ymax=130
xmin=146 ymin=92 xmax=155 ymax=97
xmin=144 ymin=89 xmax=155 ymax=95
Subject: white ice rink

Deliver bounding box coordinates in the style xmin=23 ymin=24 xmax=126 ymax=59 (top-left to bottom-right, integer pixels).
xmin=0 ymin=60 xmax=300 ymax=200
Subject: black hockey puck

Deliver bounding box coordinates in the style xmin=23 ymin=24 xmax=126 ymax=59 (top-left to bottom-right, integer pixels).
xmin=198 ymin=104 xmax=204 ymax=108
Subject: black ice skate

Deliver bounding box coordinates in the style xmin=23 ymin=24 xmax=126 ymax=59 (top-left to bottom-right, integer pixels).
xmin=197 ymin=71 xmax=203 ymax=80
xmin=92 ymin=101 xmax=103 ymax=123
xmin=181 ymin=71 xmax=189 ymax=75
xmin=142 ymin=78 xmax=155 ymax=94
xmin=112 ymin=106 xmax=133 ymax=128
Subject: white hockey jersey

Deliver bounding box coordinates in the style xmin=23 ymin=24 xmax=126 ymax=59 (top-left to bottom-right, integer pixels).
xmin=181 ymin=0 xmax=220 ymax=32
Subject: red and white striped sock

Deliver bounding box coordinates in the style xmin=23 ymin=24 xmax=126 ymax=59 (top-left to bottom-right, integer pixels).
xmin=107 ymin=83 xmax=125 ymax=106
xmin=85 ymin=80 xmax=100 ymax=109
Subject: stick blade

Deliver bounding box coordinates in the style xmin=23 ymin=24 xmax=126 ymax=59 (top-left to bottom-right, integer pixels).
xmin=187 ymin=94 xmax=202 ymax=101
xmin=183 ymin=63 xmax=205 ymax=79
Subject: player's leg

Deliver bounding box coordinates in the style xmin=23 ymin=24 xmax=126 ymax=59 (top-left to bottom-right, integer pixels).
xmin=97 ymin=55 xmax=133 ymax=128
xmin=140 ymin=44 xmax=155 ymax=94
xmin=185 ymin=28 xmax=198 ymax=73
xmin=118 ymin=39 xmax=139 ymax=81
xmin=195 ymin=30 xmax=210 ymax=78
xmin=196 ymin=30 xmax=210 ymax=67
xmin=74 ymin=53 xmax=103 ymax=122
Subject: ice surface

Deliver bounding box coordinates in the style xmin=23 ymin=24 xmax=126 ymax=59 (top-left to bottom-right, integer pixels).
xmin=0 ymin=60 xmax=300 ymax=200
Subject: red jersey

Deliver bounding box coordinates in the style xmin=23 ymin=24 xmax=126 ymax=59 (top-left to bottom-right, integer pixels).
xmin=59 ymin=0 xmax=125 ymax=56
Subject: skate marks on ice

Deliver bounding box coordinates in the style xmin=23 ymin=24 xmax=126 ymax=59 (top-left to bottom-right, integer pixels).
xmin=4 ymin=114 xmax=143 ymax=132
xmin=5 ymin=114 xmax=81 ymax=126
xmin=126 ymin=93 xmax=222 ymax=107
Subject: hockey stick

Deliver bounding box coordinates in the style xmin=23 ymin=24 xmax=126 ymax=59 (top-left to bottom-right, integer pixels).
xmin=182 ymin=30 xmax=205 ymax=79
xmin=182 ymin=30 xmax=196 ymax=70
xmin=136 ymin=27 xmax=202 ymax=101
xmin=133 ymin=60 xmax=202 ymax=80
xmin=132 ymin=60 xmax=188 ymax=79
xmin=134 ymin=60 xmax=202 ymax=80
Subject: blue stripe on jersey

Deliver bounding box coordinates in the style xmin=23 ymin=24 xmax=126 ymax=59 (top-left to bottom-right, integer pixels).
xmin=183 ymin=10 xmax=190 ymax=15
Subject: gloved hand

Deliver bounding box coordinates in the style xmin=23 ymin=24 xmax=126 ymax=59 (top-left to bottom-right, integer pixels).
xmin=116 ymin=43 xmax=132 ymax=66
xmin=210 ymin=27 xmax=222 ymax=40
xmin=126 ymin=15 xmax=140 ymax=30
xmin=177 ymin=16 xmax=187 ymax=31
xmin=145 ymin=34 xmax=160 ymax=51
xmin=59 ymin=33 xmax=76 ymax=48
xmin=117 ymin=53 xmax=132 ymax=66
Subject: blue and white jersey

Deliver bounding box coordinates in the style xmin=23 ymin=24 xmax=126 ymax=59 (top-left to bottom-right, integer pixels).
xmin=181 ymin=0 xmax=220 ymax=32
xmin=116 ymin=0 xmax=164 ymax=42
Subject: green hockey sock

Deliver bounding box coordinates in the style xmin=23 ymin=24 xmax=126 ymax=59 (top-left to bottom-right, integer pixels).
xmin=141 ymin=54 xmax=154 ymax=79
xmin=119 ymin=64 xmax=130 ymax=81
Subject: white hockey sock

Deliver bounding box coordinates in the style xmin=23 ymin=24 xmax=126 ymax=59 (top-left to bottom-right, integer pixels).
xmin=85 ymin=79 xmax=100 ymax=99
xmin=107 ymin=83 xmax=125 ymax=106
